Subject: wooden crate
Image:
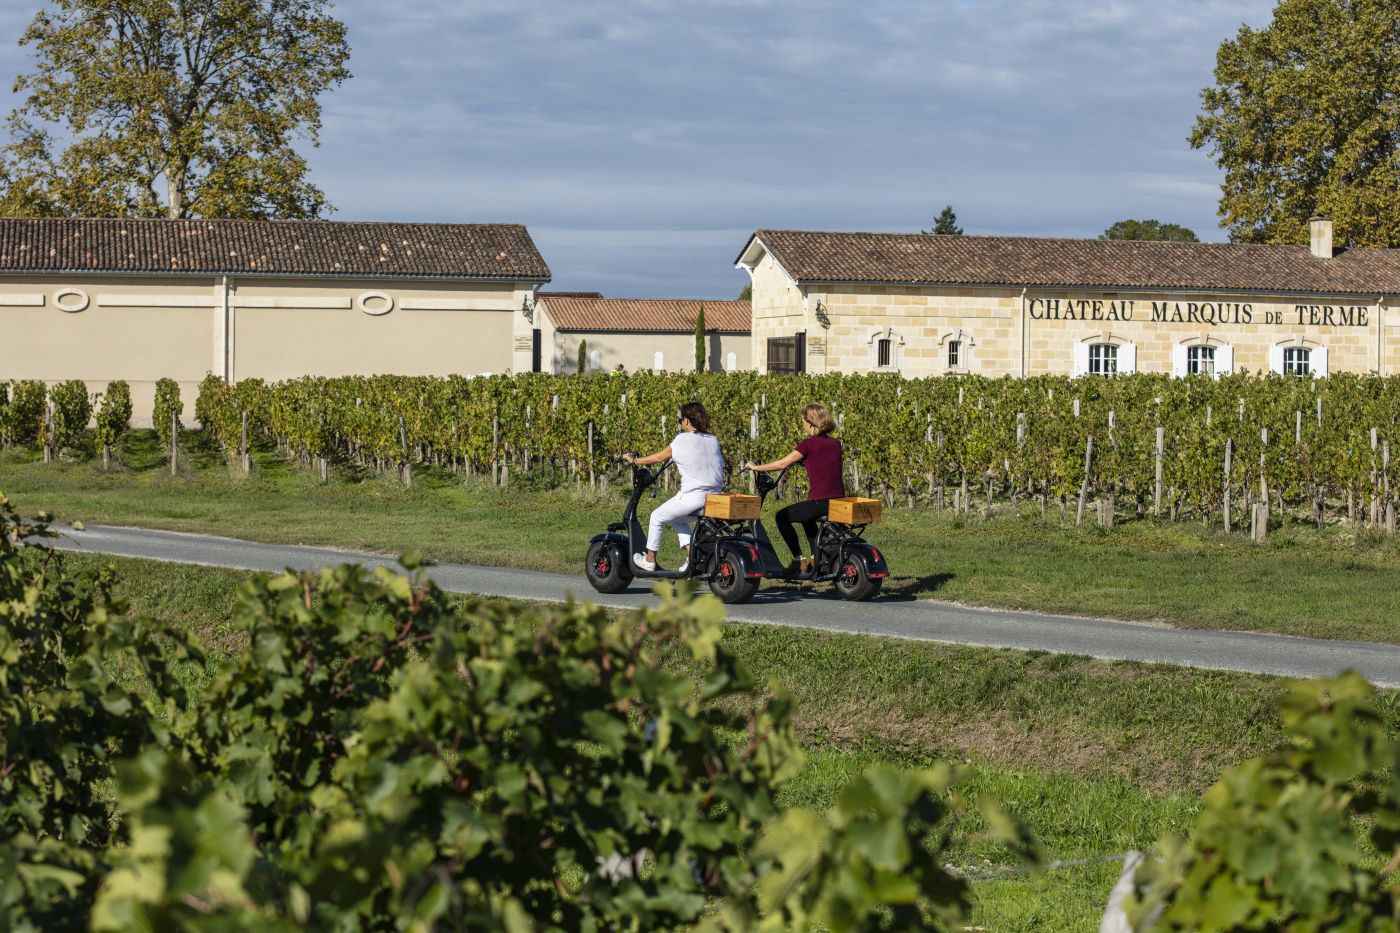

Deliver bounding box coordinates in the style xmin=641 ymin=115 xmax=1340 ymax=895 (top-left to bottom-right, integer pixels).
xmin=828 ymin=496 xmax=882 ymax=524
xmin=704 ymin=493 xmax=760 ymax=520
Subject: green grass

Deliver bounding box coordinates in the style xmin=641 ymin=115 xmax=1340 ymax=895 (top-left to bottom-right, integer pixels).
xmin=58 ymin=549 xmax=1399 ymax=931
xmin=7 ymin=429 xmax=1400 ymax=645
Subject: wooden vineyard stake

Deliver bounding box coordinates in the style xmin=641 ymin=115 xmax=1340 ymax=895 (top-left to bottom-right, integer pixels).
xmin=1223 ymin=438 xmax=1233 ymax=533
xmin=1260 ymin=427 xmax=1269 ymax=506
xmin=1252 ymin=503 xmax=1268 ymax=542
xmin=399 ymin=417 xmax=412 ymax=488
xmin=1076 ymin=435 xmax=1093 ymax=527
xmin=241 ymin=410 xmax=251 ymax=475
xmin=1154 ymin=426 xmax=1164 ymax=517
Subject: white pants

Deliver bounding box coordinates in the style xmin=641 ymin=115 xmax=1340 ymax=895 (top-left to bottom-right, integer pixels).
xmin=646 ymin=489 xmax=709 ymax=552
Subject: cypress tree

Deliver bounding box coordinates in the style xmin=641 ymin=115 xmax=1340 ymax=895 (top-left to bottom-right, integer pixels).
xmin=694 ymin=305 xmax=706 ymax=372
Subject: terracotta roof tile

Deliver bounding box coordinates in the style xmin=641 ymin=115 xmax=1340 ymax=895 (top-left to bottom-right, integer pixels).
xmin=743 ymin=229 xmax=1400 ymax=296
xmin=539 ymin=297 xmax=750 ymax=333
xmin=0 ymin=217 xmax=550 ymax=280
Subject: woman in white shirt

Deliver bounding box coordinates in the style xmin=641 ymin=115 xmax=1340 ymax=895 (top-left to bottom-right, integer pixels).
xmin=622 ymin=401 xmax=724 ymax=572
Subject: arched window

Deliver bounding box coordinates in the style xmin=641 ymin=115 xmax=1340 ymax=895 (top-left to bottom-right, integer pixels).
xmin=939 ymin=329 xmax=975 ymax=373
xmin=589 ymin=349 xmax=601 ymax=371
xmin=868 ymin=328 xmax=904 ymax=371
xmin=1172 ymin=340 xmax=1234 ymax=378
xmin=653 ymin=350 xmax=664 ymax=371
xmin=1269 ymin=340 xmax=1327 ymax=377
xmin=1073 ymin=335 xmax=1136 ymax=376
xmin=725 ymin=351 xmax=737 ymax=372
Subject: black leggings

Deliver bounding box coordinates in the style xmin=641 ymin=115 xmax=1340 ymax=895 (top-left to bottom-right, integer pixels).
xmin=776 ymin=499 xmax=829 ymax=561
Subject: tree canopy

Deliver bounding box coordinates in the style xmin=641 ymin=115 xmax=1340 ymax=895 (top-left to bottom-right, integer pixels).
xmin=1191 ymin=0 xmax=1400 ymax=247
xmin=1099 ymin=219 xmax=1199 ymax=242
xmin=925 ymin=205 xmax=963 ymax=235
xmin=0 ymin=0 xmax=351 ymax=219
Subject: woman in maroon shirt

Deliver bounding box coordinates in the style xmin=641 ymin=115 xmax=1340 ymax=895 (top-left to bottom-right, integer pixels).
xmin=745 ymin=403 xmax=844 ymax=575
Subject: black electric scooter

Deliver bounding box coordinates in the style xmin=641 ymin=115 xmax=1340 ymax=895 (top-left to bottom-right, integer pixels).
xmin=585 ymin=460 xmax=769 ymax=604
xmin=750 ymin=466 xmax=889 ymax=601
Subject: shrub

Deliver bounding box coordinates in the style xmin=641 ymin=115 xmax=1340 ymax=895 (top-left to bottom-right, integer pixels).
xmin=93 ymin=381 xmax=132 ymax=464
xmin=6 ymin=380 xmax=46 ymax=446
xmin=152 ymin=378 xmax=182 ymax=451
xmin=47 ymin=379 xmax=92 ymax=452
xmin=1131 ymin=672 xmax=1400 ymax=928
xmin=0 ymin=497 xmax=200 ymax=928
xmin=195 ymin=374 xmax=240 ymax=457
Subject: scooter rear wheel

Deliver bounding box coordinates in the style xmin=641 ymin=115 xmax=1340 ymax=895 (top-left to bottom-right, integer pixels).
xmin=834 ymin=557 xmax=881 ymax=601
xmin=709 ymin=551 xmax=758 ymax=604
xmin=585 ymin=541 xmax=632 ymax=594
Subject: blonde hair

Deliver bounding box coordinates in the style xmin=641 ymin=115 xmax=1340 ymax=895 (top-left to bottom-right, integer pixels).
xmin=802 ymin=403 xmax=835 ymax=435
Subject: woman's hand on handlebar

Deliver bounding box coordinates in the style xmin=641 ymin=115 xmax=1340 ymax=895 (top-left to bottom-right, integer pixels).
xmin=621 ymin=452 xmax=636 ymax=465
xmin=743 ymin=459 xmax=759 ymax=472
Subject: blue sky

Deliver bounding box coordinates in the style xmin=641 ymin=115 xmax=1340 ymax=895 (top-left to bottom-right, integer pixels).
xmin=0 ymin=0 xmax=1277 ymax=298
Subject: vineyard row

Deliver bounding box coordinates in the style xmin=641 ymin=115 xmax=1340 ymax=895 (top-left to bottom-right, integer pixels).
xmin=6 ymin=371 xmax=1400 ymax=532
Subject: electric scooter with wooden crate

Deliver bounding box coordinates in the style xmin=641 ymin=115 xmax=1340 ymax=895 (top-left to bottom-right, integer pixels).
xmin=584 ymin=459 xmax=766 ymax=604
xmin=750 ymin=466 xmax=889 ymax=601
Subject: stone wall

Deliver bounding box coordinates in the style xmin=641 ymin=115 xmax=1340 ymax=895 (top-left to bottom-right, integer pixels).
xmin=750 ymin=271 xmax=1397 ymax=378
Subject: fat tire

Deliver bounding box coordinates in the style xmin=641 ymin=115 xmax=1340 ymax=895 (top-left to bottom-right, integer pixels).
xmin=585 ymin=541 xmax=632 ymax=594
xmin=709 ymin=551 xmax=758 ymax=604
xmin=834 ymin=557 xmax=881 ymax=601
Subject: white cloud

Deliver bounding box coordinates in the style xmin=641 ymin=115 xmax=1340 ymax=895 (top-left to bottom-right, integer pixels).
xmin=0 ymin=0 xmax=1278 ymax=294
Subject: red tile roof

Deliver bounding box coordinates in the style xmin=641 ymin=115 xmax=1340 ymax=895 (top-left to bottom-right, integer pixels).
xmin=539 ymin=297 xmax=750 ymax=333
xmin=742 ymin=229 xmax=1400 ymax=296
xmin=0 ymin=217 xmax=550 ymax=281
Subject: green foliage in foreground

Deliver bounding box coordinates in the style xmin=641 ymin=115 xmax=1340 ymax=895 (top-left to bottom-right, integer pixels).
xmin=1133 ymin=672 xmax=1400 ymax=929
xmin=0 ymin=495 xmax=1034 ymax=931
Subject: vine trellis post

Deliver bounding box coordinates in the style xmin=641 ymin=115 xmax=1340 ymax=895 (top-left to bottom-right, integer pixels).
xmin=1223 ymin=438 xmax=1234 ymax=533
xmin=1154 ymin=426 xmax=1164 ymax=517
xmin=1075 ymin=435 xmax=1093 ymax=527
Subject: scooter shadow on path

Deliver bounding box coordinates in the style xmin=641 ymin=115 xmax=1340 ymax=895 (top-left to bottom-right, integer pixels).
xmin=872 ymin=572 xmax=957 ymax=603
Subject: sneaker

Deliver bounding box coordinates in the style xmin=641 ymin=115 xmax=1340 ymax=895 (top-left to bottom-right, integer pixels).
xmin=633 ymin=553 xmax=657 ymax=572
xmin=676 ymin=559 xmax=689 ymax=573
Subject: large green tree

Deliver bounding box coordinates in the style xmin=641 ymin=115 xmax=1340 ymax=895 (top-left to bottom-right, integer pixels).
xmin=1099 ymin=219 xmax=1199 ymax=242
xmin=0 ymin=0 xmax=351 ymax=219
xmin=1192 ymin=0 xmax=1400 ymax=247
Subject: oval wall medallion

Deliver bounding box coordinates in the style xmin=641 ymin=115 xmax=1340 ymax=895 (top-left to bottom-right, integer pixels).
xmin=356 ymin=291 xmax=394 ymax=315
xmin=54 ymin=288 xmax=90 ymax=313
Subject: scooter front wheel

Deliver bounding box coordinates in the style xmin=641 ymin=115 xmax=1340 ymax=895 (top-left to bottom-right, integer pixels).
xmin=834 ymin=557 xmax=881 ymax=601
xmin=585 ymin=541 xmax=632 ymax=594
xmin=709 ymin=551 xmax=758 ymax=604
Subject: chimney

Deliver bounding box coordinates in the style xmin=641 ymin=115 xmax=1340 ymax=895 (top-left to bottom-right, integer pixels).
xmin=1310 ymin=217 xmax=1334 ymax=259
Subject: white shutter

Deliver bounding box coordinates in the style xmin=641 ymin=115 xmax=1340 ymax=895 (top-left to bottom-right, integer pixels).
xmin=1313 ymin=346 xmax=1329 ymax=377
xmin=1117 ymin=342 xmax=1137 ymax=375
xmin=1268 ymin=344 xmax=1285 ymax=375
xmin=1215 ymin=344 xmax=1234 ymax=377
xmin=1073 ymin=342 xmax=1091 ymax=377
xmin=653 ymin=350 xmax=664 ymax=371
xmin=1171 ymin=344 xmax=1188 ymax=377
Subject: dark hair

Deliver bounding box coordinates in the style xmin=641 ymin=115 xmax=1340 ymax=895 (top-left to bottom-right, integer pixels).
xmin=680 ymin=401 xmax=711 ymax=434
